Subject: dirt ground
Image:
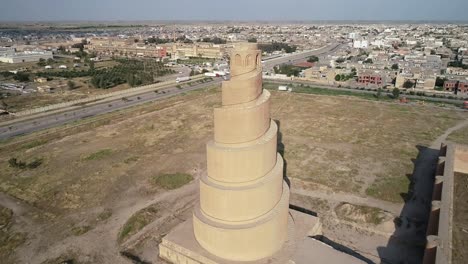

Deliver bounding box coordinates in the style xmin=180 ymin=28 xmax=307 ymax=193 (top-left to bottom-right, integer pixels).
xmin=0 ymin=88 xmax=468 ymax=263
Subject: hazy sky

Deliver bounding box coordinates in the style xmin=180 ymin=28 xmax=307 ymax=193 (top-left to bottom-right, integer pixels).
xmin=1 ymin=0 xmax=467 ymax=22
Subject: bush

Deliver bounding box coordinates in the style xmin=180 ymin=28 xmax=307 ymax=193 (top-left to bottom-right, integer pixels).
xmin=392 ymin=88 xmax=400 ymax=98
xmin=152 ymin=173 xmax=193 ymax=190
xmin=83 ymin=149 xmax=113 ymax=160
xmin=13 ymin=72 xmax=30 ymax=82
xmin=8 ymin=158 xmax=42 ymax=169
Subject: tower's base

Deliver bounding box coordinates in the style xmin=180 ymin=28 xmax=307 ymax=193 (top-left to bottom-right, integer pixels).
xmin=159 ymin=209 xmax=365 ymax=264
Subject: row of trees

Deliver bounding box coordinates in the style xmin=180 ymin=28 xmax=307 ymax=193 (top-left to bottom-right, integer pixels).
xmin=448 ymin=60 xmax=468 ymax=69
xmin=90 ymin=59 xmax=175 ymax=89
xmin=0 ymin=71 xmax=31 ymax=82
xmin=146 ymin=37 xmax=172 ymax=44
xmin=273 ymin=65 xmax=301 ymax=77
xmin=307 ymin=56 xmax=319 ymax=63
xmin=36 ymin=68 xmax=100 ymax=79
xmin=259 ymin=42 xmax=297 ymax=54
xmin=335 ymin=68 xmax=357 ymax=82
xmin=201 ymin=37 xmax=226 ymax=44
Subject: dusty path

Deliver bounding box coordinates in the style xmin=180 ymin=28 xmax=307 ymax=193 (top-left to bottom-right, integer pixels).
xmin=291 ymin=186 xmax=402 ymax=215
xmin=11 ymin=178 xmax=199 ymax=264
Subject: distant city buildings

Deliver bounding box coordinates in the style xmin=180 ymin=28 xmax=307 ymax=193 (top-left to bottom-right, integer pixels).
xmin=162 ymin=42 xmax=226 ymax=59
xmin=85 ymin=38 xmax=167 ymax=58
xmin=353 ymin=39 xmax=368 ymax=49
xmin=0 ymin=47 xmax=53 ymax=63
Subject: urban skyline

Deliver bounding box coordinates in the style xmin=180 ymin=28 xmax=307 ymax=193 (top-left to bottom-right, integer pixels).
xmin=1 ymin=0 xmax=468 ymax=22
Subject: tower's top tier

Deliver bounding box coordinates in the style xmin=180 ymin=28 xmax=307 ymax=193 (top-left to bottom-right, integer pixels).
xmin=230 ymin=43 xmax=262 ymax=77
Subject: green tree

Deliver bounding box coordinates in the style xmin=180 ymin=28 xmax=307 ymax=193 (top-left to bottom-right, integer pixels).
xmin=89 ymin=60 xmax=95 ymax=71
xmin=391 ymin=63 xmax=399 ymax=70
xmin=435 ymin=77 xmax=447 ymax=87
xmin=335 ymin=74 xmax=342 ymax=82
xmin=57 ymin=45 xmax=66 ymax=53
xmin=376 ymin=88 xmax=382 ymax=98
xmin=403 ymin=80 xmax=414 ymax=89
xmin=247 ymin=38 xmax=257 ymax=43
xmin=307 ymin=56 xmax=319 ymax=63
xmin=13 ymin=72 xmax=30 ymax=82
xmin=336 ymin=58 xmax=345 ymax=63
xmin=392 ymin=88 xmax=400 ymax=98
xmin=37 ymin=58 xmax=46 ymax=67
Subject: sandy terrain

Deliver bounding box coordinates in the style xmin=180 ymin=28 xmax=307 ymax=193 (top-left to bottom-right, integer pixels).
xmin=0 ymin=87 xmax=467 ymax=263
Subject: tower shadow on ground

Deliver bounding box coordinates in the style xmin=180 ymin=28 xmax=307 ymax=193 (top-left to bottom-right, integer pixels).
xmin=275 ymin=119 xmax=290 ymax=188
xmin=377 ymin=145 xmax=440 ymax=264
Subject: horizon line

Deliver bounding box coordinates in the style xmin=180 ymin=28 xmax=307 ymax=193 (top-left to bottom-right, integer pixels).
xmin=0 ymin=19 xmax=468 ymax=24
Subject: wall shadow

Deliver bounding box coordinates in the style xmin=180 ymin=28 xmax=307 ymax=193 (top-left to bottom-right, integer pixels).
xmin=120 ymin=251 xmax=152 ymax=264
xmin=377 ymin=145 xmax=440 ymax=264
xmin=312 ymin=235 xmax=375 ymax=264
xmin=289 ymin=204 xmax=318 ymax=217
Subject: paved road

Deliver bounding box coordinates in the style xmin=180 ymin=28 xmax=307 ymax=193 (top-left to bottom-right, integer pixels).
xmin=0 ymin=78 xmax=223 ymax=140
xmin=263 ymin=42 xmax=346 ymax=71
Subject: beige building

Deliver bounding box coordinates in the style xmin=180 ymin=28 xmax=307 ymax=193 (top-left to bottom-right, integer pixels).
xmin=303 ymin=66 xmax=336 ymax=84
xmin=164 ymin=42 xmax=226 ymax=59
xmin=85 ymin=38 xmax=167 ymax=58
xmin=396 ymin=72 xmax=436 ymax=90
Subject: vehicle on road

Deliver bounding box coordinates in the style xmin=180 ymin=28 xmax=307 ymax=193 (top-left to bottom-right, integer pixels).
xmin=204 ymin=71 xmax=227 ymax=78
xmin=176 ymin=76 xmax=191 ymax=83
xmin=204 ymin=72 xmax=217 ymax=77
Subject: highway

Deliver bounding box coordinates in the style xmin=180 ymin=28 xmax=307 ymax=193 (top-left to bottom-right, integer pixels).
xmin=0 ymin=79 xmax=222 ymax=140
xmin=262 ymin=42 xmax=346 ymax=71
xmin=0 ymin=43 xmax=346 ymax=140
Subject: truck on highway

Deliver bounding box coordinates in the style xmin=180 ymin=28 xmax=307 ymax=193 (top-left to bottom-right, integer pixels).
xmin=204 ymin=71 xmax=228 ymax=78
xmin=464 ymin=101 xmax=468 ymax=110
xmin=176 ymin=76 xmax=191 ymax=83
xmin=213 ymin=71 xmax=227 ymax=76
xmin=204 ymin=72 xmax=217 ymax=77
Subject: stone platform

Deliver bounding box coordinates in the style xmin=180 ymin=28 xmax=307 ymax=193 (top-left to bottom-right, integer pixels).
xmin=159 ymin=209 xmax=365 ymax=264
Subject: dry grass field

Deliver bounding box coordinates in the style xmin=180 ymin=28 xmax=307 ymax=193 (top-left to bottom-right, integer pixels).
xmin=0 ymin=86 xmax=467 ymax=263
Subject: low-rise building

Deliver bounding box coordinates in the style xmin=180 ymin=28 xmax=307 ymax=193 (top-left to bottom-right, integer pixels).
xmin=444 ymin=80 xmax=468 ymax=94
xmin=85 ymin=38 xmax=167 ymax=58
xmin=358 ymin=71 xmax=384 ymax=87
xmin=303 ymin=66 xmax=336 ymax=84
xmin=0 ymin=50 xmax=53 ymax=64
xmin=163 ymin=42 xmax=226 ymax=59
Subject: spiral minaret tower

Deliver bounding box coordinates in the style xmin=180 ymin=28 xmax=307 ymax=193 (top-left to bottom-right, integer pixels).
xmin=192 ymin=43 xmax=290 ymax=262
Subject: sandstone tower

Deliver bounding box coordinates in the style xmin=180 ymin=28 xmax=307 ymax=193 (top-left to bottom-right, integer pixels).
xmin=159 ymin=43 xmax=364 ymax=264
xmin=193 ymin=42 xmax=289 ymax=261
